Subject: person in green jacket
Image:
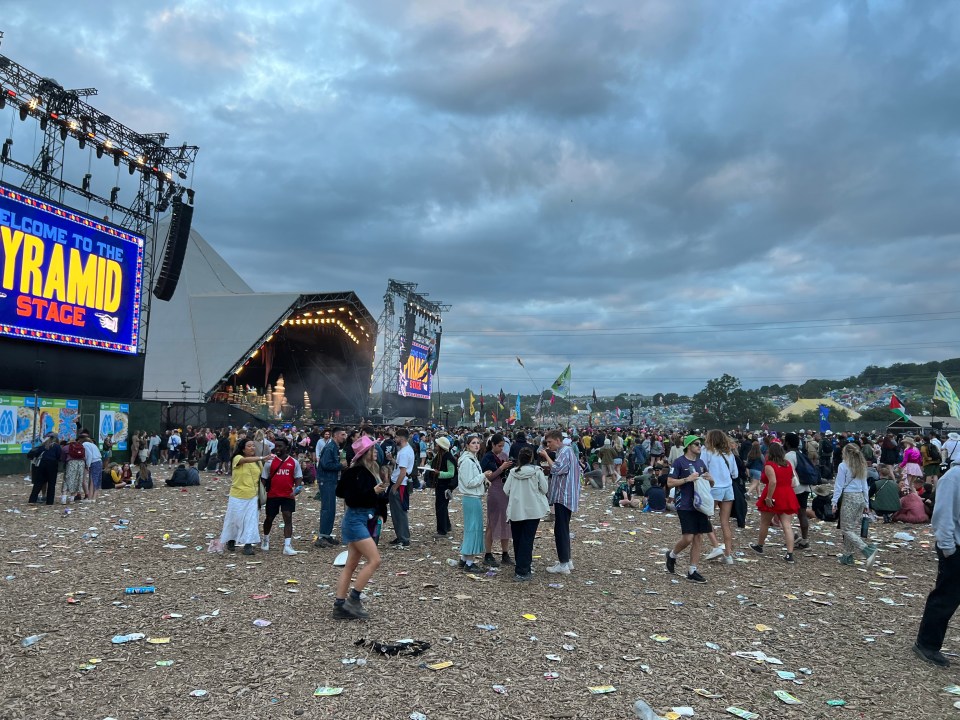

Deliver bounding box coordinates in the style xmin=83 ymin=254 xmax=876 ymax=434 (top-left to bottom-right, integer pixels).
xmin=871 ymin=465 xmax=902 ymax=522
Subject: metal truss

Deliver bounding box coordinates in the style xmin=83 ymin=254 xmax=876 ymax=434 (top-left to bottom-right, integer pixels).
xmin=370 ymin=279 xmax=450 ymax=413
xmin=0 ymin=47 xmax=198 ymax=355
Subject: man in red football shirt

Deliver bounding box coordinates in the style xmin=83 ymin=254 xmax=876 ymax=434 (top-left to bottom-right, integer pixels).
xmin=261 ymin=437 xmax=303 ymax=555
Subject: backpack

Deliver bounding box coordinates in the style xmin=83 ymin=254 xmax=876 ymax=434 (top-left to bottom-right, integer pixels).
xmin=67 ymin=442 xmax=85 ymax=461
xmin=928 ymin=443 xmax=941 ymax=462
xmin=795 ymin=450 xmax=823 ymax=486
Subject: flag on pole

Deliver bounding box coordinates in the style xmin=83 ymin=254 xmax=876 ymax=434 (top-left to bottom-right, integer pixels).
xmin=818 ymin=404 xmax=831 ymax=432
xmin=551 ymin=365 xmax=571 ymax=396
xmin=460 ymin=397 xmax=465 ymax=410
xmin=934 ymin=372 xmax=960 ymax=419
xmin=515 ymin=393 xmax=522 ymax=422
xmin=479 ymin=385 xmax=484 ymax=412
xmin=592 ymin=388 xmax=597 ymax=403
xmin=535 ymin=395 xmax=543 ymax=415
xmin=498 ymin=389 xmax=506 ymax=410
xmin=889 ymin=394 xmax=911 ymax=422
xmin=491 ymin=411 xmax=497 ymax=423
xmin=615 ymin=407 xmax=621 ymax=420
xmin=516 ymin=357 xmax=525 ymax=368
xmin=586 ymin=401 xmax=592 ymax=413
xmin=550 ymin=394 xmax=555 ymax=405
xmin=469 ymin=392 xmax=475 ymax=416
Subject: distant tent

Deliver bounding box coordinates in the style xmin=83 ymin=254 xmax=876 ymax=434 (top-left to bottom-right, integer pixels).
xmin=777 ymin=398 xmax=861 ymax=422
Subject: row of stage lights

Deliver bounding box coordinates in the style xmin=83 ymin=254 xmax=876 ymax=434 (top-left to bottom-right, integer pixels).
xmin=0 ymin=87 xmax=194 ymax=206
xmin=405 ymin=301 xmax=442 ymax=324
xmin=229 ymin=306 xmax=373 ymax=379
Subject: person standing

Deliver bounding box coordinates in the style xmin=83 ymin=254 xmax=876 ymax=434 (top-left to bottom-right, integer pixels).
xmin=80 ymin=432 xmax=103 ymax=503
xmin=456 ymin=433 xmax=487 ymax=573
xmin=62 ymin=437 xmax=86 ymax=504
xmin=664 ymin=435 xmax=714 ymax=583
xmin=914 ymin=458 xmax=960 ymax=667
xmin=832 ymin=443 xmax=879 ymax=567
xmin=784 ymin=433 xmax=811 ymax=550
xmin=27 ymin=433 xmax=62 ymax=506
xmin=597 ymin=439 xmax=617 ymax=488
xmin=387 ymin=428 xmax=414 ymax=547
xmin=700 ymin=430 xmax=738 ymax=565
xmin=219 ymin=439 xmax=270 ymax=555
xmin=314 ymin=427 xmax=347 ymax=548
xmin=541 ymin=429 xmax=581 ymax=575
xmin=750 ymin=441 xmax=800 ymax=562
xmin=260 ymin=437 xmax=303 ymax=556
xmin=504 ymin=446 xmax=549 ymax=581
xmin=899 ymin=436 xmax=924 ymax=492
xmin=481 ymin=433 xmax=515 ymax=567
xmin=332 ymin=436 xmax=388 ymax=619
xmin=427 ymin=437 xmax=456 ymax=538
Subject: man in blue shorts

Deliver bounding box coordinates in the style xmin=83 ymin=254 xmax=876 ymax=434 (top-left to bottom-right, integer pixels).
xmin=664 ymin=435 xmax=714 ymax=583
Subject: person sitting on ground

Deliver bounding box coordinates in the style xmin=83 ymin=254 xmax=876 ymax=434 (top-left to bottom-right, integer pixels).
xmin=612 ymin=475 xmax=641 ymax=508
xmin=167 ymin=461 xmax=201 ymax=487
xmin=870 ymin=465 xmax=901 ymax=521
xmin=893 ymin=487 xmax=929 ymax=524
xmin=645 ymin=475 xmax=667 ymax=512
xmin=583 ymin=461 xmax=605 ymax=490
xmin=134 ymin=462 xmax=154 ymax=489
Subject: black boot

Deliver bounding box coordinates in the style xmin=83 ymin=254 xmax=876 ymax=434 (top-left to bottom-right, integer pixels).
xmin=501 ymin=552 xmax=514 ymax=566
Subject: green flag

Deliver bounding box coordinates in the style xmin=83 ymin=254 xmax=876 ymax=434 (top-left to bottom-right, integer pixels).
xmin=934 ymin=372 xmax=960 ymax=419
xmin=551 ymin=365 xmax=571 ymax=396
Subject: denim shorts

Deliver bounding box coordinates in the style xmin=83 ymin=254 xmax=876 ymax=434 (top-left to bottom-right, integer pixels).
xmin=710 ymin=485 xmax=734 ymax=502
xmin=342 ymin=507 xmax=374 ymax=544
xmin=749 ymin=469 xmax=762 ymax=481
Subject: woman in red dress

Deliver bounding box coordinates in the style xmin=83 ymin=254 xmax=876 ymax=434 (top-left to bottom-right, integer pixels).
xmin=750 ymin=441 xmax=800 ymax=562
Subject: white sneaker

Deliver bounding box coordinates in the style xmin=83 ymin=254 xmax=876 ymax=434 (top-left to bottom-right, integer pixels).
xmin=704 ymin=546 xmax=725 ymax=562
xmin=283 ymin=545 xmax=298 ymax=556
xmin=261 ymin=537 xmax=270 ymax=551
xmin=723 ymin=554 xmax=734 ymax=565
xmin=567 ymin=560 xmax=575 ymax=570
xmin=546 ymin=562 xmax=571 ymax=575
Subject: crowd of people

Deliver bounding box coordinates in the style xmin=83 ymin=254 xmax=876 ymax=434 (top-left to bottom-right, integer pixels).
xmin=21 ymin=421 xmax=960 ymax=667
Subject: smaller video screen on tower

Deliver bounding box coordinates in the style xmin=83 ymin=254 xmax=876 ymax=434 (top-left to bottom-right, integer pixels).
xmin=0 ymin=183 xmax=144 ymax=355
xmin=398 ymin=340 xmax=432 ymax=399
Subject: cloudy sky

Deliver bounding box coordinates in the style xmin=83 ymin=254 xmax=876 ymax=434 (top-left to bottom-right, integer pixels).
xmin=3 ymin=1 xmax=959 ymax=398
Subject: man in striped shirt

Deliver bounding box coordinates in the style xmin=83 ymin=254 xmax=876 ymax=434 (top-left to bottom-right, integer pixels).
xmin=540 ymin=429 xmax=581 ymax=575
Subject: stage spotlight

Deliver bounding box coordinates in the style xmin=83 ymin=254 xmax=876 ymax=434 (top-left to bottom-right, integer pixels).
xmin=1 ymin=138 xmax=11 ymax=161
xmin=145 ymin=201 xmax=153 ymax=216
xmin=110 ymin=186 xmax=120 ymax=203
xmin=78 ymin=135 xmax=85 ymax=150
xmin=39 ymin=115 xmax=48 ymax=131
xmin=82 ymin=173 xmax=91 ymax=192
xmin=178 ymin=171 xmax=187 ymax=179
xmin=186 ymin=188 xmax=195 ymax=205
xmin=0 ymin=93 xmax=4 ymax=110
xmin=113 ymin=150 xmax=122 ymax=167
xmin=19 ymin=105 xmax=28 ymax=121
xmin=59 ymin=125 xmax=68 ymax=141
xmin=128 ymin=160 xmax=136 ymax=175
xmin=96 ymin=145 xmax=104 ymax=159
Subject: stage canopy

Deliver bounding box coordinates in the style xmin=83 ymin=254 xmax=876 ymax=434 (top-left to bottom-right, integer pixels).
xmin=143 ymin=223 xmax=376 ymax=418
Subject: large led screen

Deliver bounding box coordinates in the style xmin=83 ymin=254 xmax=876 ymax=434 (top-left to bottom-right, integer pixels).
xmin=0 ymin=183 xmax=143 ymax=354
xmin=398 ymin=339 xmax=432 ymax=399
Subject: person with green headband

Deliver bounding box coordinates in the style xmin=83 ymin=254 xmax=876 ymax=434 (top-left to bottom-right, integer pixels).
xmin=664 ymin=434 xmax=714 ymax=583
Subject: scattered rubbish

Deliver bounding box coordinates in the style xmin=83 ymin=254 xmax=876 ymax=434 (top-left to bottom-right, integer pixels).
xmin=776 ymin=670 xmax=796 ymax=680
xmin=825 ymin=699 xmax=846 ymax=706
xmin=622 ymin=655 xmax=643 ymax=662
xmin=111 ymin=633 xmax=145 ymax=644
xmin=588 ymin=685 xmax=616 ymax=694
xmin=162 ymin=544 xmax=187 ymax=550
xmin=548 ymin=583 xmax=564 ymax=589
xmin=543 ymin=672 xmax=560 ymax=679
xmin=754 ymin=624 xmax=773 ymax=632
xmin=650 ymin=634 xmax=671 ymax=643
xmin=253 ymin=619 xmax=272 ymax=628
xmin=562 ymin=644 xmax=576 ymax=651
xmin=313 ymin=687 xmax=343 ymax=697
xmin=161 ymin=613 xmax=183 ymax=620
xmin=705 ymin=642 xmax=721 ymax=650
xmin=670 ymin=708 xmax=695 ymax=718
xmin=354 ymin=638 xmax=431 ymax=657
xmin=633 ymin=699 xmax=664 ymax=719
xmin=189 ymin=690 xmax=208 ymax=698
xmin=492 ymin=685 xmax=508 ymax=694
xmin=546 ymin=654 xmax=562 ymax=661
xmin=123 ymin=585 xmax=157 ymax=595
xmin=893 ymin=532 xmax=915 ymax=541
xmin=20 ymin=634 xmax=47 ymax=647
xmin=564 ymin=631 xmax=579 ymax=638
xmin=774 ymin=690 xmax=802 ymax=705
xmin=426 ymin=661 xmax=453 ymax=671
xmin=725 ymin=708 xmax=759 ymax=720
xmin=694 ymin=689 xmax=722 ymax=699
xmin=522 ymin=613 xmax=538 ymax=621
xmin=476 ymin=624 xmax=497 ymax=631
xmin=156 ymin=660 xmax=175 ymax=667
xmin=146 ymin=637 xmax=170 ymax=644
xmin=731 ymin=650 xmax=782 ymax=665
xmin=943 ymin=686 xmax=960 ymax=696
xmin=250 ymin=594 xmax=271 ymax=600
xmin=410 ymin=713 xmax=428 ymax=720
